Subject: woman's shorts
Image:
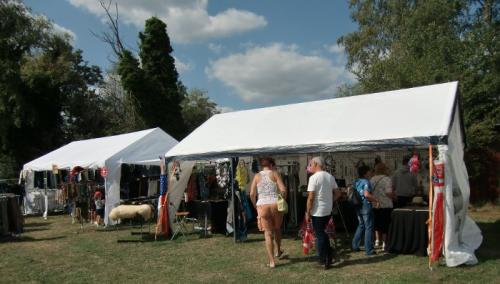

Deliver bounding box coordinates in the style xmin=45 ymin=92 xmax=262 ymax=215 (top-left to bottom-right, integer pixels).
xmin=257 ymin=203 xmax=283 ymax=232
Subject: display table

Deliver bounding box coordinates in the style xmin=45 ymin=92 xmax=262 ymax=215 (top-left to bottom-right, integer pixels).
xmin=187 ymin=200 xmax=228 ymax=234
xmin=387 ymin=207 xmax=429 ymax=256
xmin=0 ymin=194 xmax=23 ymax=236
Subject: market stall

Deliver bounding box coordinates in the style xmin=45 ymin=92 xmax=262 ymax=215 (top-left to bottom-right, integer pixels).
xmin=164 ymin=81 xmax=482 ymax=267
xmin=21 ymin=128 xmax=178 ymax=225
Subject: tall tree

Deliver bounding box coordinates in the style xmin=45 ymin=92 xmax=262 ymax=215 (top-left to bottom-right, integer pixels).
xmin=117 ymin=17 xmax=186 ymax=139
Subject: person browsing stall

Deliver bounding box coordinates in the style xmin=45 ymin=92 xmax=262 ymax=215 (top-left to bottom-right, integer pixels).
xmin=392 ymin=155 xmax=418 ymax=207
xmin=305 ymin=157 xmax=341 ymax=269
xmin=250 ymin=157 xmax=288 ymax=268
xmin=352 ymin=165 xmax=379 ymax=256
xmin=371 ymin=162 xmax=394 ymax=251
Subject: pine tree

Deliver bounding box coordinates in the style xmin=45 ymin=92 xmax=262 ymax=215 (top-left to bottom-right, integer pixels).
xmin=118 ymin=17 xmax=186 ymax=139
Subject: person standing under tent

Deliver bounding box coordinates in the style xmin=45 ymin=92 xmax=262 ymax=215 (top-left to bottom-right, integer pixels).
xmin=305 ymin=156 xmax=341 ymax=269
xmin=94 ymin=191 xmax=105 ymax=227
xmin=352 ymin=165 xmax=379 ymax=256
xmin=370 ymin=162 xmax=394 ymax=251
xmin=250 ymin=157 xmax=288 ymax=268
xmin=392 ymin=155 xmax=417 ymax=208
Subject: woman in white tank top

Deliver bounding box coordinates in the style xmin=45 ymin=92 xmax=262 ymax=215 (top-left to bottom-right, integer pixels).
xmin=250 ymin=157 xmax=288 ymax=268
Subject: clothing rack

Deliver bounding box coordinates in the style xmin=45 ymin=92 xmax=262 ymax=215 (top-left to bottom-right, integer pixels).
xmin=276 ymin=163 xmax=300 ymax=229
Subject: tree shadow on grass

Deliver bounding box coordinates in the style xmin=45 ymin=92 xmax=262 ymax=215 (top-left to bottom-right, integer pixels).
xmin=1 ymin=235 xmax=66 ymax=243
xmin=333 ymin=252 xmax=397 ymax=268
xmin=475 ymin=220 xmax=500 ymax=262
xmin=274 ymin=255 xmax=319 ymax=268
xmin=23 ymin=227 xmax=50 ymax=233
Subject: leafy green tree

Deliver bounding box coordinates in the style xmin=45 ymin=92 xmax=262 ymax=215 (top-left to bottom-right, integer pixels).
xmin=118 ymin=17 xmax=186 ymax=139
xmin=0 ymin=1 xmax=102 ymax=176
xmin=338 ymin=0 xmax=499 ymax=148
xmin=338 ymin=0 xmax=499 ymax=201
xmin=181 ymin=89 xmax=219 ymax=134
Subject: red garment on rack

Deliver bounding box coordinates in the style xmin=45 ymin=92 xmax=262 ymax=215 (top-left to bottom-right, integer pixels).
xmin=186 ymin=175 xmax=198 ymax=202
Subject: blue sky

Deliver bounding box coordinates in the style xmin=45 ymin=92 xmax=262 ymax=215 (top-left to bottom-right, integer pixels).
xmin=24 ymin=0 xmax=358 ymax=111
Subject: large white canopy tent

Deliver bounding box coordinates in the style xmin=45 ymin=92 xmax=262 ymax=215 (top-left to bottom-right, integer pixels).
xmin=165 ymin=81 xmax=482 ymax=267
xmin=22 ymin=128 xmax=178 ymax=225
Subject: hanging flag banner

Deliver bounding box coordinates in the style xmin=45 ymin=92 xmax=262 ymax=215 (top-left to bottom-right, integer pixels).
xmin=431 ymin=160 xmax=445 ymax=263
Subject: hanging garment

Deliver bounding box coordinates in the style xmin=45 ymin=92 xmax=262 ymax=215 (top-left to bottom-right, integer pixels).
xmin=198 ymin=173 xmax=209 ymax=200
xmin=216 ymin=162 xmax=230 ymax=189
xmin=226 ymin=197 xmax=234 ymax=235
xmin=148 ymin=179 xmax=159 ymax=196
xmin=186 ymin=175 xmax=198 ymax=202
xmin=235 ymin=162 xmax=249 ymax=191
xmin=234 ymin=191 xmax=248 ymax=242
xmin=251 ymin=159 xmax=259 ymax=173
xmin=240 ymin=192 xmax=253 ymax=222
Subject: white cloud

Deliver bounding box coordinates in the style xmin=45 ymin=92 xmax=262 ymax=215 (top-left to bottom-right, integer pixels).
xmin=217 ymin=106 xmax=234 ymax=113
xmin=68 ymin=0 xmax=267 ymax=43
xmin=208 ymin=43 xmax=223 ymax=54
xmin=52 ymin=22 xmax=77 ymax=42
xmin=173 ymin=56 xmax=192 ymax=73
xmin=325 ymin=43 xmax=344 ymax=54
xmin=206 ymin=43 xmax=354 ymax=103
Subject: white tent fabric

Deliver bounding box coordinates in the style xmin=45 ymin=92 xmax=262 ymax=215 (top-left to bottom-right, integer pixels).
xmin=166 ymin=82 xmax=458 ymax=160
xmin=22 ymin=128 xmax=178 ymax=225
xmin=165 ymin=81 xmax=482 ymax=267
xmin=438 ymin=107 xmax=482 ymax=267
xmin=165 ymin=161 xmax=196 ymax=228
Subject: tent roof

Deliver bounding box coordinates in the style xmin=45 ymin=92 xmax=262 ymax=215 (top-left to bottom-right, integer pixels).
xmin=166 ymin=82 xmax=460 ymax=160
xmin=23 ymin=128 xmax=178 ymax=171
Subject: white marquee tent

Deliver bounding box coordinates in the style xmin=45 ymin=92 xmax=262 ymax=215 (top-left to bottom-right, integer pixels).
xmin=22 ymin=127 xmax=178 ymax=225
xmin=165 ymin=81 xmax=482 ymax=267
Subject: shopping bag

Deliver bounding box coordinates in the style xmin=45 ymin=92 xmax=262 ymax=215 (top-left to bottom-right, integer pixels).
xmin=325 ymin=216 xmax=336 ymax=240
xmin=277 ymin=194 xmax=288 ymax=213
xmin=300 ymin=218 xmax=315 ymax=254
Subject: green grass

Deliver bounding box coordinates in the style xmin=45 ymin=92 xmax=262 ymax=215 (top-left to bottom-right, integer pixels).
xmin=1 ymin=205 xmax=499 ymax=283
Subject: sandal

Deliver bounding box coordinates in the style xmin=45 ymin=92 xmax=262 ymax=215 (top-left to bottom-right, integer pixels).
xmin=275 ymin=250 xmax=288 ymax=259
xmin=266 ymin=262 xmax=276 ymax=268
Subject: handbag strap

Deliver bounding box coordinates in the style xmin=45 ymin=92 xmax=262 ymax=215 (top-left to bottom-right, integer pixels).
xmin=372 ymin=176 xmax=384 ymax=193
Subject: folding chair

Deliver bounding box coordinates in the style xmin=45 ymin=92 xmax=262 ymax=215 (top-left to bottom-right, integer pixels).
xmin=170 ymin=204 xmax=198 ymax=240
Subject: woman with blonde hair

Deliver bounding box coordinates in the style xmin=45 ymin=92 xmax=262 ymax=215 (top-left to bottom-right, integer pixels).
xmin=370 ymin=162 xmax=394 ymax=251
xmin=250 ymin=157 xmax=288 ymax=268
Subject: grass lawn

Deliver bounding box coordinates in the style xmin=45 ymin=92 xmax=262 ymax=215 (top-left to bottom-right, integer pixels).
xmin=1 ymin=205 xmax=499 ymax=284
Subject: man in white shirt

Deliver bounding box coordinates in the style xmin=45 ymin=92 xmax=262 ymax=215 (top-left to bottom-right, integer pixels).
xmin=305 ymin=156 xmax=341 ymax=269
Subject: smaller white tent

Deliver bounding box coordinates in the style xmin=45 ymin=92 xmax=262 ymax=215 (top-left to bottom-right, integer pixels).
xmin=22 ymin=128 xmax=178 ymax=225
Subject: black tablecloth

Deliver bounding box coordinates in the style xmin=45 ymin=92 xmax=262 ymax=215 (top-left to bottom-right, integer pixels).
xmin=0 ymin=194 xmax=23 ymax=236
xmin=387 ymin=208 xmax=429 ymax=256
xmin=187 ymin=200 xmax=228 ymax=234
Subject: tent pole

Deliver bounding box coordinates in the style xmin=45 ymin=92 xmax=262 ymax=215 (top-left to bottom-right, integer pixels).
xmin=428 ymin=144 xmax=434 ymax=269
xmin=231 ymin=158 xmax=236 ymax=243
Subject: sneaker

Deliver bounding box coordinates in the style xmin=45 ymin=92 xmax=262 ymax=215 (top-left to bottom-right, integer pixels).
xmin=375 ymin=240 xmax=381 ymax=248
